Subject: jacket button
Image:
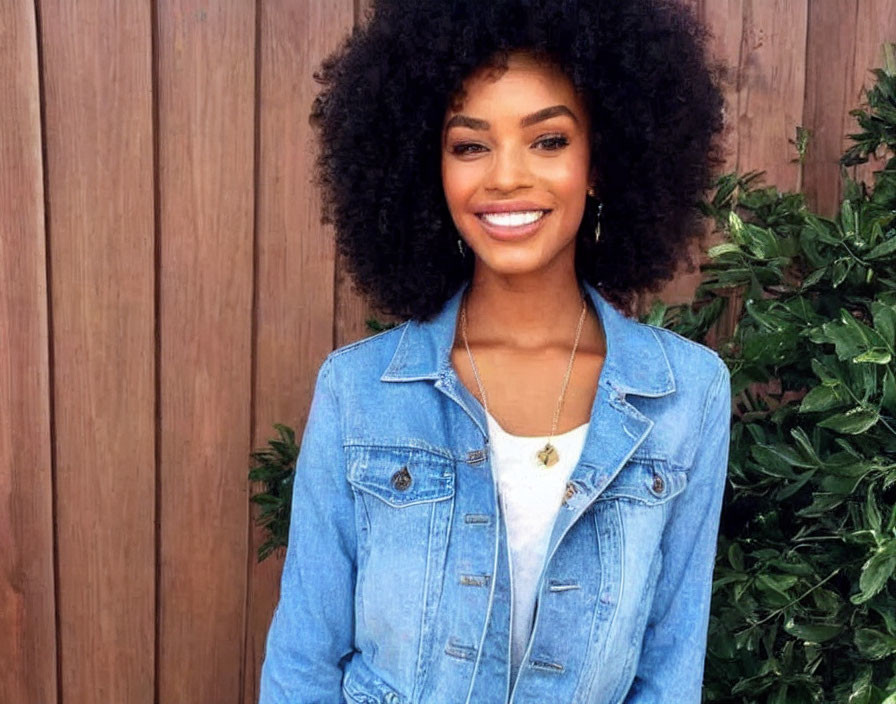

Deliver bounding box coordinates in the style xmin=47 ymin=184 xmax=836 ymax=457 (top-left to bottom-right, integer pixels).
xmin=391 ymin=466 xmax=412 ymax=491
xmin=564 ymin=482 xmax=577 ymax=502
xmin=652 ymin=473 xmax=665 ymax=494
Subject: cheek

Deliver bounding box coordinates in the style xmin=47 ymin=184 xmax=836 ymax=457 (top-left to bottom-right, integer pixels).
xmin=441 ymin=160 xmax=478 ymax=212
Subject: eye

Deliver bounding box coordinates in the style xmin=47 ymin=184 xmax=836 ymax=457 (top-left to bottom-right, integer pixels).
xmin=449 ymin=142 xmax=486 ymax=156
xmin=535 ymin=134 xmax=570 ymax=150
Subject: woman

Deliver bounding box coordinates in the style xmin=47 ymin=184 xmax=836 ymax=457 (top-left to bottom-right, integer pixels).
xmin=260 ymin=0 xmax=731 ymax=702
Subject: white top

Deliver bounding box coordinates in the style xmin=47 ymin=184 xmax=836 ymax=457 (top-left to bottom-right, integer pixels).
xmin=485 ymin=409 xmax=590 ymax=686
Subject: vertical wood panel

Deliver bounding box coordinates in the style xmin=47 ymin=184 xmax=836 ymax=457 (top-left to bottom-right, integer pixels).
xmin=733 ymin=0 xmax=808 ymax=192
xmin=40 ymin=0 xmax=156 ymax=701
xmin=700 ymin=0 xmax=744 ymax=176
xmin=0 ymin=2 xmax=57 ymax=702
xmin=243 ymin=1 xmax=354 ymax=702
xmin=803 ymin=0 xmax=858 ymax=218
xmin=157 ymin=2 xmax=255 ymax=702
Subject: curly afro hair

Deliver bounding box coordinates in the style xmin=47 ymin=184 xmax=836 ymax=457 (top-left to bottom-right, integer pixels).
xmin=310 ymin=0 xmax=727 ymax=321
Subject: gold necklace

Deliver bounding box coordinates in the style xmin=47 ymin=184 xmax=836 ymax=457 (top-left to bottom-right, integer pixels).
xmin=460 ymin=290 xmax=588 ymax=468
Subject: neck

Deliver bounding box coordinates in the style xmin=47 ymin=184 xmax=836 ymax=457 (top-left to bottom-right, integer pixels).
xmin=460 ymin=266 xmax=600 ymax=352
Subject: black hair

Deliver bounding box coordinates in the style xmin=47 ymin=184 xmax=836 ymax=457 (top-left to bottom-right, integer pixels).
xmin=310 ymin=0 xmax=727 ymax=320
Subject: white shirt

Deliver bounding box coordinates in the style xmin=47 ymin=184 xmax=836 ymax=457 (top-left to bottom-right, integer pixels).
xmin=485 ymin=409 xmax=590 ymax=686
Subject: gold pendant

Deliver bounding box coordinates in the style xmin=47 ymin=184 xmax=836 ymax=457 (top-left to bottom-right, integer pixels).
xmin=536 ymin=442 xmax=559 ymax=467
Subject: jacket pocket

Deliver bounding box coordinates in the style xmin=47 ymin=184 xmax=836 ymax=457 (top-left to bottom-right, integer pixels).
xmin=344 ymin=444 xmax=455 ymax=693
xmin=341 ymin=651 xmax=408 ymax=704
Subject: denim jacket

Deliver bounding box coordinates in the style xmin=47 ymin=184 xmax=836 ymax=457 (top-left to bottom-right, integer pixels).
xmin=259 ymin=279 xmax=732 ymax=704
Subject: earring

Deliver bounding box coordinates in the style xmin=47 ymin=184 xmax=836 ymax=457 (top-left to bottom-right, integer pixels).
xmin=457 ymin=237 xmax=466 ymax=257
xmin=587 ymin=186 xmax=602 ymax=244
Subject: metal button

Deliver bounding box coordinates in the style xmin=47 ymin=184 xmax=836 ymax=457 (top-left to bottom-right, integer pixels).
xmin=652 ymin=473 xmax=665 ymax=494
xmin=466 ymin=448 xmax=487 ymax=464
xmin=564 ymin=481 xmax=577 ymax=502
xmin=391 ymin=466 xmax=412 ymax=491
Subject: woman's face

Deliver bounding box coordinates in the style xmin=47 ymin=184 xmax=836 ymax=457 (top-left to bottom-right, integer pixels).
xmin=441 ymin=51 xmax=594 ymax=281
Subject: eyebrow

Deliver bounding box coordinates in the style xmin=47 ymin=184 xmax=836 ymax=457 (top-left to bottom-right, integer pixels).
xmin=443 ymin=104 xmax=579 ymax=132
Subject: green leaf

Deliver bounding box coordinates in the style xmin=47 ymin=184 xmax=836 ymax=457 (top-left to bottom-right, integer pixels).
xmin=867 ymin=484 xmax=883 ymax=533
xmin=854 ymin=627 xmax=896 ymax=659
xmin=782 ymin=618 xmax=843 ymax=643
xmin=847 ymin=665 xmax=873 ymax=704
xmin=800 ymin=267 xmax=827 ymax=289
xmin=872 ymin=299 xmax=896 ymax=347
xmin=708 ymin=242 xmax=743 ymax=258
xmin=727 ymin=210 xmax=746 ymax=244
xmin=866 ymin=233 xmax=896 ymax=259
xmin=841 ymin=199 xmax=855 ymax=234
xmin=757 ymin=573 xmax=799 ymax=595
xmin=643 ymin=300 xmax=667 ymax=327
xmin=799 ymin=385 xmax=846 ymax=413
xmin=817 ymin=407 xmax=880 ymax=434
xmin=728 ymin=543 xmax=745 ymax=572
xmin=769 ymin=685 xmax=789 ymax=704
xmin=883 ymin=369 xmax=896 ymax=414
xmin=852 ymin=545 xmax=896 ymax=604
xmin=853 ymin=348 xmax=892 ymax=364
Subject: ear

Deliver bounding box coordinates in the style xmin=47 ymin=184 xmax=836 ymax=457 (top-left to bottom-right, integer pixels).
xmin=588 ymin=166 xmax=601 ymax=195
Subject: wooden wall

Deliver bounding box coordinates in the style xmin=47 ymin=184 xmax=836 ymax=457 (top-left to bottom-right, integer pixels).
xmin=1 ymin=1 xmax=894 ymax=702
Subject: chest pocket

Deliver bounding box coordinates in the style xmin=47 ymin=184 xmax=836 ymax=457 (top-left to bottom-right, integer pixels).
xmin=346 ymin=444 xmax=455 ymax=506
xmin=595 ymin=458 xmax=687 ymax=506
xmin=344 ymin=444 xmax=456 ymax=678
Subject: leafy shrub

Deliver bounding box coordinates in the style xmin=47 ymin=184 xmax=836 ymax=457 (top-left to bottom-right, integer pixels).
xmin=248 ymin=423 xmax=298 ymax=561
xmin=653 ymin=52 xmax=896 ymax=704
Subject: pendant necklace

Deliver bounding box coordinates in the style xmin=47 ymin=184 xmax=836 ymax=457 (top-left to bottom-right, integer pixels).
xmin=460 ymin=290 xmax=588 ymax=468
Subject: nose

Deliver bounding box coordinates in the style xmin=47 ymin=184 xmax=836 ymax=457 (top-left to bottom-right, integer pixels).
xmin=484 ymin=143 xmax=533 ymax=193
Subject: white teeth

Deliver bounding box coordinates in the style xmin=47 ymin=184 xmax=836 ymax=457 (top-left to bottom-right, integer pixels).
xmin=480 ymin=210 xmax=545 ymax=227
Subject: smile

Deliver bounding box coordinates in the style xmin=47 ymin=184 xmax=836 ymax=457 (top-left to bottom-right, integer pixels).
xmin=477 ymin=210 xmax=548 ymax=227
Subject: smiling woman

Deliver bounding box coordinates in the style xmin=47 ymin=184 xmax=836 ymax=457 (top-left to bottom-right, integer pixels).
xmin=259 ymin=1 xmax=732 ymax=703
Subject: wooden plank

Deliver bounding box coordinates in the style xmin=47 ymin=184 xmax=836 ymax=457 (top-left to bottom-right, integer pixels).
xmin=0 ymin=2 xmax=57 ymax=702
xmin=156 ymin=2 xmax=255 ymax=702
xmin=242 ymin=1 xmax=353 ymax=702
xmin=803 ymin=0 xmax=858 ymax=218
xmin=732 ymin=0 xmax=809 ymax=192
xmin=39 ymin=0 xmax=156 ymax=701
xmin=845 ymin=0 xmax=896 ymax=197
xmin=699 ymin=0 xmax=744 ymax=176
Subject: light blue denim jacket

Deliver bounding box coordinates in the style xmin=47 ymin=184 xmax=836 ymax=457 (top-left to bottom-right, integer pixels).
xmin=259 ymin=278 xmax=732 ymax=704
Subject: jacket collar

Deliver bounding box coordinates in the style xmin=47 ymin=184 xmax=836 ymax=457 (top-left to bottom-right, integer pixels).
xmin=381 ymin=279 xmax=675 ymax=398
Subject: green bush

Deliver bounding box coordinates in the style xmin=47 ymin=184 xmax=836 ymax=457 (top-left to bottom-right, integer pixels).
xmin=653 ymin=51 xmax=896 ymax=704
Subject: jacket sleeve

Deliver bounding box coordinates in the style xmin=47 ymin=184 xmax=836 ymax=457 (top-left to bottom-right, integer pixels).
xmin=623 ymin=358 xmax=731 ymax=703
xmin=259 ymin=355 xmax=357 ymax=703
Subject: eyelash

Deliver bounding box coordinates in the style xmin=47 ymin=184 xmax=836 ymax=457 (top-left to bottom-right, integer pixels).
xmin=449 ymin=134 xmax=570 ymax=156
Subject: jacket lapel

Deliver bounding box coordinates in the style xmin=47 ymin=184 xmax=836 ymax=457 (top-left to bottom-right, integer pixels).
xmin=380 ymin=279 xmax=676 ymax=518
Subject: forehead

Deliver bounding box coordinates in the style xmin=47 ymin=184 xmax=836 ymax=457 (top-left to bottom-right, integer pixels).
xmin=445 ymin=52 xmax=585 ymax=121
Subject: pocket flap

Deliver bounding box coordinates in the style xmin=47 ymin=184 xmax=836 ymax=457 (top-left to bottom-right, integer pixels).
xmin=598 ymin=460 xmax=687 ymax=505
xmin=346 ymin=445 xmax=455 ymax=507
